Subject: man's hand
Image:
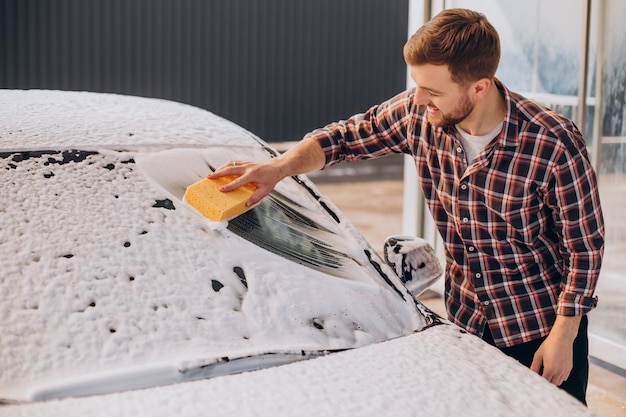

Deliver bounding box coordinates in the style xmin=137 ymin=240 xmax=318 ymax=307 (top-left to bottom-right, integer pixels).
xmin=208 ymin=160 xmax=283 ymax=207
xmin=530 ymin=315 xmax=582 ymax=386
xmin=208 ymin=137 xmax=327 ymax=207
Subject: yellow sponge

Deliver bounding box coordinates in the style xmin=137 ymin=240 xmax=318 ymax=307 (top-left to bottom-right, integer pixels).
xmin=183 ymin=176 xmax=256 ymax=222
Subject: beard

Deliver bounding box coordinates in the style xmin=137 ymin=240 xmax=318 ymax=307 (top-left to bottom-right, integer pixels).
xmin=426 ymin=94 xmax=474 ymax=129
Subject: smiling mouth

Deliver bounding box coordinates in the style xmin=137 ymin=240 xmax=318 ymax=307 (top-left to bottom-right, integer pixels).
xmin=427 ymin=105 xmax=439 ymax=114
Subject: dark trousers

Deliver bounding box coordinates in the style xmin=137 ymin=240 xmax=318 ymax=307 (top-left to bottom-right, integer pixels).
xmin=482 ymin=315 xmax=589 ymax=405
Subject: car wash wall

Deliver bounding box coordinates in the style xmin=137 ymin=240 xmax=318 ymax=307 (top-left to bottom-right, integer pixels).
xmin=0 ymin=0 xmax=409 ymax=142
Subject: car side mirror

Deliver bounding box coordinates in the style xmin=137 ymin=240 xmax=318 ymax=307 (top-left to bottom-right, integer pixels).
xmin=383 ymin=236 xmax=443 ymax=298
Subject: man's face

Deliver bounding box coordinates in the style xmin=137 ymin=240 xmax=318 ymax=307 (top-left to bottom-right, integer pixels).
xmin=409 ymin=64 xmax=474 ymax=129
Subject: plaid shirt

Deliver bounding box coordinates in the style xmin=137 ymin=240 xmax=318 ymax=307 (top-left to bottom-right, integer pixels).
xmin=307 ymin=79 xmax=605 ymax=347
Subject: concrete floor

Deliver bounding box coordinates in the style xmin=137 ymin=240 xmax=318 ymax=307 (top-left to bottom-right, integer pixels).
xmin=312 ymin=172 xmax=626 ymax=417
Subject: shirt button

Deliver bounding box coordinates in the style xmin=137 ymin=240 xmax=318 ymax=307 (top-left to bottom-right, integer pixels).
xmin=475 ymin=273 xmax=482 ymax=279
xmin=462 ymin=217 xmax=469 ymax=223
xmin=456 ymin=146 xmax=463 ymax=153
xmin=483 ymin=301 xmax=490 ymax=306
xmin=468 ymin=246 xmax=475 ymax=252
xmin=460 ymin=183 xmax=468 ymax=190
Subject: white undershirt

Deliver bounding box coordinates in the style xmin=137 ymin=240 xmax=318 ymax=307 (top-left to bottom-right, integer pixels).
xmin=456 ymin=121 xmax=504 ymax=164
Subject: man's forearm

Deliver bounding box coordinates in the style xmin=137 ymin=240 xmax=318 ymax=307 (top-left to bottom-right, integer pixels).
xmin=273 ymin=136 xmax=327 ymax=179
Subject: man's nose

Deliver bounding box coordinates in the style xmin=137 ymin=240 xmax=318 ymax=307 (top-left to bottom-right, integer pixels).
xmin=414 ymin=88 xmax=431 ymax=106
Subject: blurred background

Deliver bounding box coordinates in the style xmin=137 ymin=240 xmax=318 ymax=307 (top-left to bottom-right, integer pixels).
xmin=1 ymin=0 xmax=624 ymax=412
xmin=0 ymin=0 xmax=409 ymax=141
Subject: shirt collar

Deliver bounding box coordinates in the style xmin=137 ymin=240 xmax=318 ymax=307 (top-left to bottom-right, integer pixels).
xmin=494 ymin=78 xmax=521 ymax=148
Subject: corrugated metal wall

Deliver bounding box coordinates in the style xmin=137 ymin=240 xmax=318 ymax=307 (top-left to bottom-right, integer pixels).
xmin=0 ymin=0 xmax=409 ymax=141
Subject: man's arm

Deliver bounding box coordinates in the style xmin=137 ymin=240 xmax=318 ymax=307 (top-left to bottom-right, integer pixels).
xmin=208 ymin=136 xmax=327 ymax=206
xmin=209 ymin=88 xmax=417 ymax=206
xmin=531 ymin=128 xmax=604 ymax=386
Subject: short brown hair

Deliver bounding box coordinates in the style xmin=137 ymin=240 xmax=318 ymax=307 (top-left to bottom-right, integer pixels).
xmin=403 ymin=8 xmax=500 ymax=85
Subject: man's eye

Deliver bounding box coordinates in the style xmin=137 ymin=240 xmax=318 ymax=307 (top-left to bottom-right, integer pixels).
xmin=428 ymin=91 xmax=439 ymax=97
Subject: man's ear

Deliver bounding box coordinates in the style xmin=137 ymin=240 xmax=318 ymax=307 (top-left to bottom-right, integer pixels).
xmin=471 ymin=78 xmax=492 ymax=99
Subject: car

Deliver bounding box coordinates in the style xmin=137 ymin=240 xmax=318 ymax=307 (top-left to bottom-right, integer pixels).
xmin=0 ymin=90 xmax=593 ymax=416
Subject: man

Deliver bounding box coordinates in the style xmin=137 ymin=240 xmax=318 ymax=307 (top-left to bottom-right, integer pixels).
xmin=209 ymin=8 xmax=604 ymax=404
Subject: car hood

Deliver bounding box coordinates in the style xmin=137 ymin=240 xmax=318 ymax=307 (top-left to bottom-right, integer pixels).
xmin=0 ymin=325 xmax=593 ymax=417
